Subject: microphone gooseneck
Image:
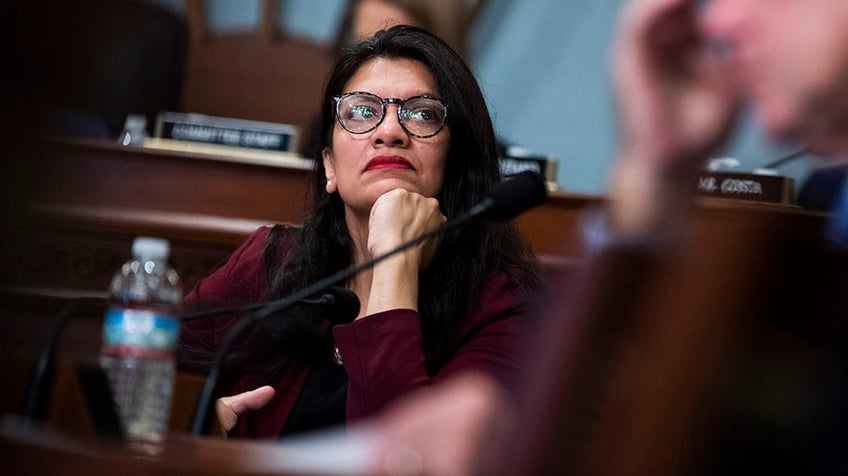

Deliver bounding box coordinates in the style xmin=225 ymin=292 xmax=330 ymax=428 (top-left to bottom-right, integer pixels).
xmin=23 ymin=296 xmax=107 ymax=421
xmin=760 ymin=147 xmax=809 ymax=170
xmin=180 ymin=286 xmax=359 ymax=323
xmin=189 ymin=171 xmax=548 ymax=435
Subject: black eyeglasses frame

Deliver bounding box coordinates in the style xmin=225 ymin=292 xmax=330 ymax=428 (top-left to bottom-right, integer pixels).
xmin=333 ymin=91 xmax=448 ymax=138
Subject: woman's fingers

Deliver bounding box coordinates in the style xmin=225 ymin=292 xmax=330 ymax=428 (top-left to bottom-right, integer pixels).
xmin=368 ymin=189 xmax=445 ymax=260
xmin=215 ymin=385 xmax=276 ymax=434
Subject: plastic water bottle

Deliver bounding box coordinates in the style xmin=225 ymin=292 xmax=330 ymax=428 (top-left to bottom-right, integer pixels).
xmin=100 ymin=237 xmax=182 ymax=448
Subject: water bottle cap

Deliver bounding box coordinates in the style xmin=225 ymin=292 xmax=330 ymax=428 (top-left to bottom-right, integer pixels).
xmin=132 ymin=237 xmax=170 ymax=261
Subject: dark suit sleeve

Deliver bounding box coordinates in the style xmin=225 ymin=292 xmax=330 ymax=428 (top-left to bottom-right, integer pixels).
xmin=797 ymin=166 xmax=848 ymax=211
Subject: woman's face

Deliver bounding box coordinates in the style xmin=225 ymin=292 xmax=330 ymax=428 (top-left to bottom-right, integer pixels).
xmin=322 ymin=57 xmax=451 ymax=215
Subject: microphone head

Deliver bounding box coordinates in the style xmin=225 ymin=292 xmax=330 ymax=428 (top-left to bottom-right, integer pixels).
xmin=257 ymin=287 xmax=359 ymax=362
xmin=481 ymin=171 xmax=548 ymax=221
xmin=322 ymin=286 xmax=360 ymax=324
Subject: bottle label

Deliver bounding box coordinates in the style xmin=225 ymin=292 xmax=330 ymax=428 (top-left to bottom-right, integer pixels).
xmin=102 ymin=308 xmax=179 ymax=359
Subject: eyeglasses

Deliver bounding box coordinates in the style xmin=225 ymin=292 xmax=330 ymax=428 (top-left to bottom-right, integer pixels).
xmin=333 ymin=91 xmax=448 ymax=138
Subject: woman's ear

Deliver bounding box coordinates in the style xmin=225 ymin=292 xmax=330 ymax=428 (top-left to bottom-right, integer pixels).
xmin=322 ymin=147 xmax=338 ymax=194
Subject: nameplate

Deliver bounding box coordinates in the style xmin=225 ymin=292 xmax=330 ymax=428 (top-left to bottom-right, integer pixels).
xmin=154 ymin=111 xmax=299 ymax=153
xmin=500 ymin=154 xmax=559 ymax=189
xmin=696 ymin=171 xmax=795 ymax=205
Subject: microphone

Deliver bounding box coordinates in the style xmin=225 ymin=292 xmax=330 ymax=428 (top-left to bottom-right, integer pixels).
xmin=312 ymin=286 xmax=361 ymax=324
xmin=469 ymin=170 xmax=549 ymax=221
xmin=188 ymin=287 xmax=361 ymax=435
xmin=258 ymin=288 xmax=360 ymax=364
xmin=189 ymin=171 xmax=548 ymax=435
xmin=183 ymin=286 xmax=359 ymax=364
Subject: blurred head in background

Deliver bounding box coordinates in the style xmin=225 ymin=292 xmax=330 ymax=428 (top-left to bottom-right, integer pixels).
xmin=699 ymin=0 xmax=848 ymax=156
xmin=335 ymin=0 xmax=474 ymax=58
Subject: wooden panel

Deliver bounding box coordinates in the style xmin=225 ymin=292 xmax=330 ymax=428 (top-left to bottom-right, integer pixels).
xmin=3 ymin=138 xmax=314 ymax=297
xmin=8 ymin=138 xmax=312 ymax=224
xmin=180 ymin=0 xmax=334 ymax=147
xmin=180 ymin=33 xmax=333 ymax=142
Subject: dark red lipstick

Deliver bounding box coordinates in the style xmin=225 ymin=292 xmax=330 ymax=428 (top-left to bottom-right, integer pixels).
xmin=364 ymin=156 xmax=414 ymax=171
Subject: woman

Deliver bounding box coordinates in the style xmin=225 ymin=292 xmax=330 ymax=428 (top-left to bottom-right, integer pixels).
xmin=179 ymin=25 xmax=541 ymax=439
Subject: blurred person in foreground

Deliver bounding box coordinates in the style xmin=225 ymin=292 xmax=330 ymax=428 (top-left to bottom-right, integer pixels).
xmin=179 ymin=24 xmax=541 ymax=439
xmin=355 ymin=0 xmax=848 ymax=473
xmin=606 ymin=0 xmax=848 ymax=241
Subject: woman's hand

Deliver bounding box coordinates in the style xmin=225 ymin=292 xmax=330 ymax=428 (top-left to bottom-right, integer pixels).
xmin=215 ymin=385 xmax=275 ymax=436
xmin=367 ymin=188 xmax=446 ymax=267
xmin=609 ymin=0 xmax=740 ymax=236
xmin=362 ymin=189 xmax=446 ymax=316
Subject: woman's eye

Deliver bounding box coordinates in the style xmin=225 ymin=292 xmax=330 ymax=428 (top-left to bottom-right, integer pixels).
xmin=349 ymin=105 xmax=378 ymax=120
xmin=404 ymin=107 xmax=438 ymax=122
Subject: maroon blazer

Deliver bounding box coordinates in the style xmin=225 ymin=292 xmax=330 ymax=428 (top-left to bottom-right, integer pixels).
xmin=178 ymin=225 xmax=531 ymax=438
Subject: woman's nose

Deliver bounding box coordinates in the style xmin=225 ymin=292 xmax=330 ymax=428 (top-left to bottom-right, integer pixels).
xmin=371 ymin=104 xmax=410 ymax=146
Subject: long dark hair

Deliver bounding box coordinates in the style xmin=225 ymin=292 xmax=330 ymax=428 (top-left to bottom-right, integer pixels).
xmin=269 ymin=25 xmax=540 ymax=370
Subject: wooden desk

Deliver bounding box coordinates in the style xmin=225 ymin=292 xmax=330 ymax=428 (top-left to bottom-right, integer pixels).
xmin=0 ymin=414 xmax=375 ymax=475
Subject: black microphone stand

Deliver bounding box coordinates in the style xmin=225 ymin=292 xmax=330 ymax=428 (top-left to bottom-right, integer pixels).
xmin=180 ymin=288 xmax=350 ymax=322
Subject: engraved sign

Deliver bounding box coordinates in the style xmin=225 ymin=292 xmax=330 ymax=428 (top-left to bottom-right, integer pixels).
xmin=155 ymin=112 xmax=299 ymax=153
xmin=696 ymin=171 xmax=795 ymax=205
